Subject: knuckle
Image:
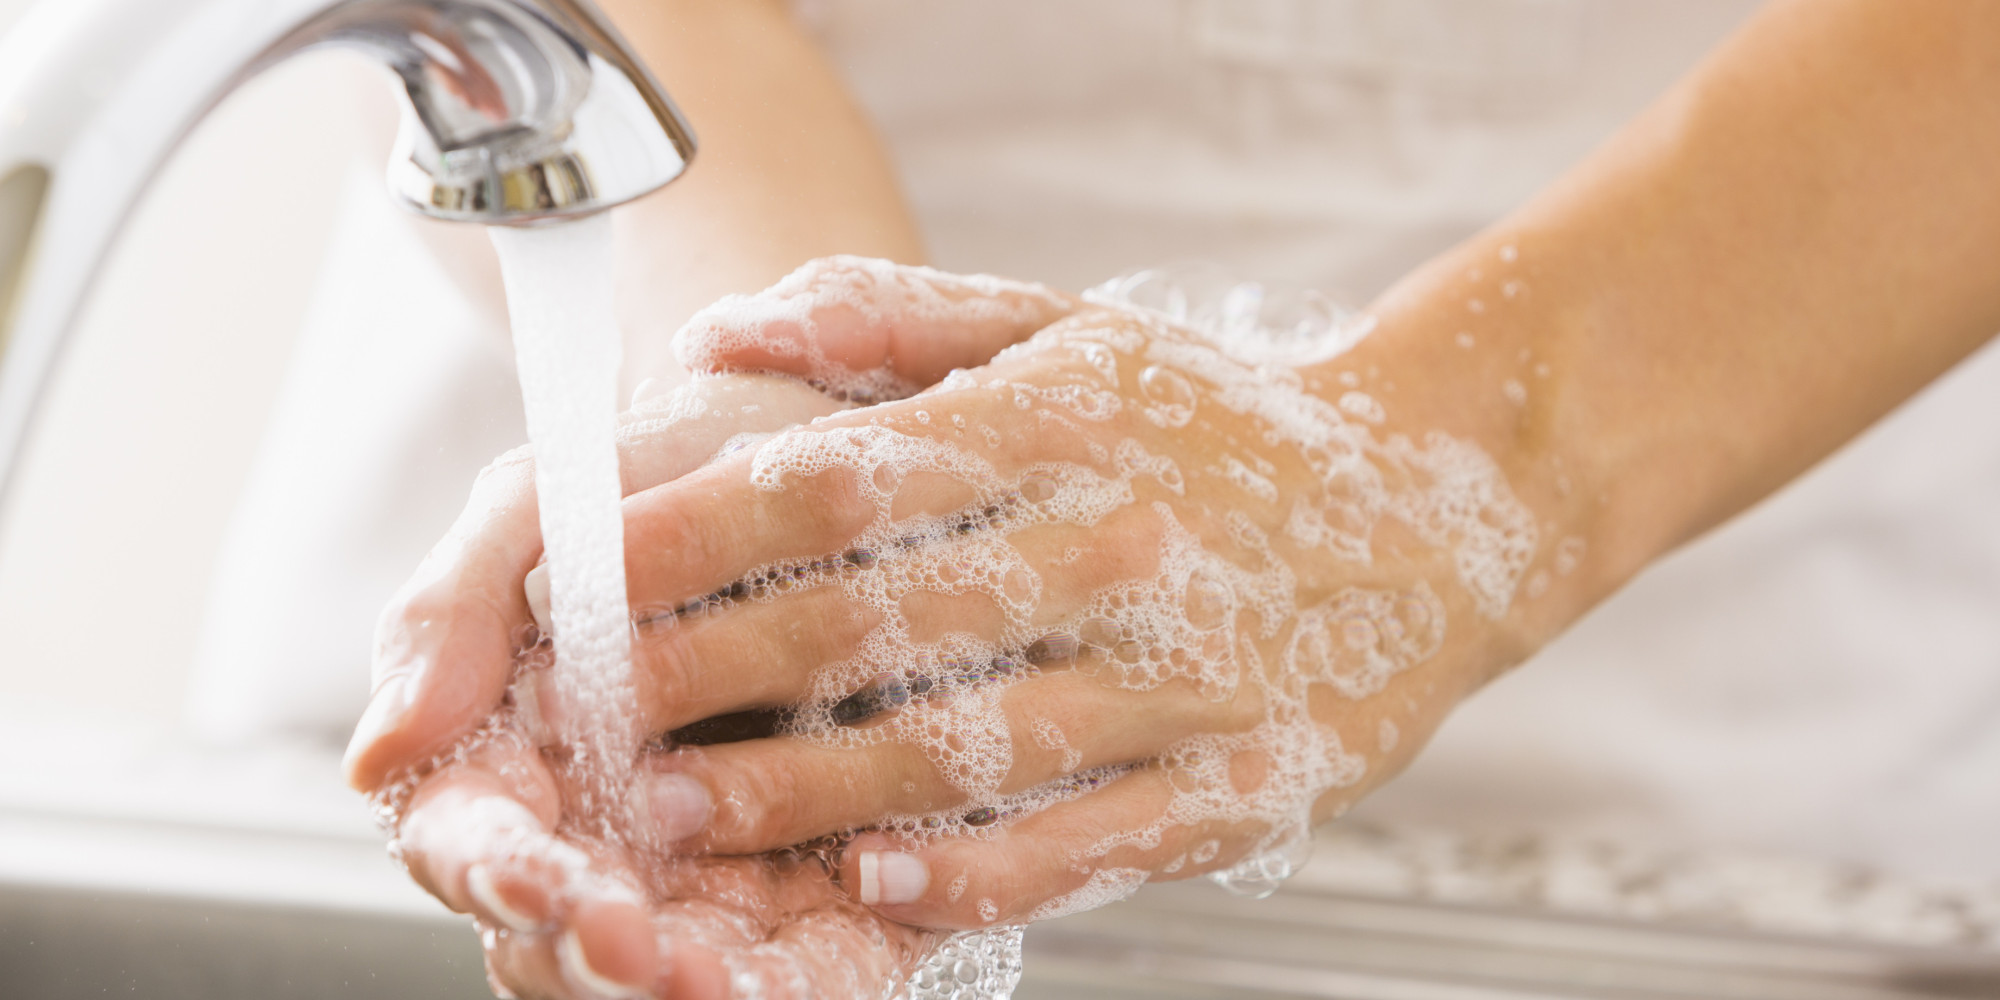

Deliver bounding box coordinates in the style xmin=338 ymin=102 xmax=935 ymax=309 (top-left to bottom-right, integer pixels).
xmin=1212 ymin=685 xmax=1267 ymax=733
xmin=643 ymin=503 xmax=720 ymax=585
xmin=463 ymin=446 xmax=537 ymax=513
xmin=638 ymin=631 xmax=696 ymax=721
xmin=711 ymin=753 xmax=811 ymax=851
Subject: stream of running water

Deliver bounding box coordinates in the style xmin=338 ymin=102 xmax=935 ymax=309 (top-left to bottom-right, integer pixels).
xmin=488 ymin=217 xmax=1021 ymax=999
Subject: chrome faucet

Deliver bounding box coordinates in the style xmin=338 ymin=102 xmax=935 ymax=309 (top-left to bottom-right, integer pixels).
xmin=0 ymin=0 xmax=696 ymax=497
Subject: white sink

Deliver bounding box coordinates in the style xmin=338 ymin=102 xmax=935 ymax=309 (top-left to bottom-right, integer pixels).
xmin=4 ymin=718 xmax=1998 ymax=1000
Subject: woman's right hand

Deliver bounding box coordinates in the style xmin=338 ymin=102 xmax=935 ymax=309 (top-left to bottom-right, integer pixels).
xmin=387 ymin=723 xmax=938 ymax=999
xmin=347 ymin=372 xmax=905 ymax=998
xmin=343 ymin=260 xmax=1078 ymax=998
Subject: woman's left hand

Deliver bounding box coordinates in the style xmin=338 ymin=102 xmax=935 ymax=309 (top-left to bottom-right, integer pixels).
xmin=614 ymin=258 xmax=1540 ymax=929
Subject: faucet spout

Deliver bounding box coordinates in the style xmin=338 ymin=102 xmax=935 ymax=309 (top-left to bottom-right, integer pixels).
xmin=0 ymin=0 xmax=695 ymax=501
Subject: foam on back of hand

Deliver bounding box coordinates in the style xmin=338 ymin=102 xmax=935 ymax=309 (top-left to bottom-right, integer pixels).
xmin=673 ymin=256 xmax=1074 ymax=403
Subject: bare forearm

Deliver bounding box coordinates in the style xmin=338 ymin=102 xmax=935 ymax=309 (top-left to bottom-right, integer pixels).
xmin=601 ymin=0 xmax=924 ymax=386
xmin=1342 ymin=0 xmax=2000 ymax=656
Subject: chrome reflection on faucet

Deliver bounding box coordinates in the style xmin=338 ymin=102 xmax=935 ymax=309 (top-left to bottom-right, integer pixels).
xmin=0 ymin=0 xmax=697 ymax=498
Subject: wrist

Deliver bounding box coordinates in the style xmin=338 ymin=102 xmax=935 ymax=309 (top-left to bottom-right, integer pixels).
xmin=1307 ymin=230 xmax=1626 ymax=678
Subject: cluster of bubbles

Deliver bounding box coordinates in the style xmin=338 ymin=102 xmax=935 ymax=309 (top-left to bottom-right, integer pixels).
xmin=675 ymin=255 xmax=1075 ymax=404
xmin=904 ymin=926 xmax=1025 ymax=1000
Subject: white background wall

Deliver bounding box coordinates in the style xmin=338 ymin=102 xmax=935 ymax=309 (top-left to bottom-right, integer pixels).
xmin=0 ymin=1 xmax=391 ymax=730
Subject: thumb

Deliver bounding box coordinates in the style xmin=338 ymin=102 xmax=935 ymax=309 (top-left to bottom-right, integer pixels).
xmin=672 ymin=256 xmax=1077 ymax=402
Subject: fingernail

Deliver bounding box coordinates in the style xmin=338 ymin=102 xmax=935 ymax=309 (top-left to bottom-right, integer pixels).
xmin=465 ymin=864 xmax=537 ymax=932
xmin=513 ymin=669 xmax=569 ymax=748
xmin=629 ymin=377 xmax=660 ymax=408
xmin=341 ymin=672 xmax=416 ymax=785
xmin=638 ymin=772 xmax=712 ymax=845
xmin=858 ymin=851 xmax=929 ymax=907
xmin=560 ymin=927 xmax=647 ymax=999
xmin=524 ymin=563 xmax=552 ymax=637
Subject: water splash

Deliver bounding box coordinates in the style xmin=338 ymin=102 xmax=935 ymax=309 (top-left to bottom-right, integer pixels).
xmin=905 ymin=927 xmax=1025 ymax=1000
xmin=489 ymin=215 xmax=640 ymax=826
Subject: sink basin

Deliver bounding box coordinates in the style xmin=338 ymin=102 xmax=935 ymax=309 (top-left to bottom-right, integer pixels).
xmin=4 ymin=726 xmax=1998 ymax=1000
xmin=9 ymin=855 xmax=2000 ymax=1000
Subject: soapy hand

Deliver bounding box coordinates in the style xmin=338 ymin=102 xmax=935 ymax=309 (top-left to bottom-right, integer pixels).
xmin=387 ymin=720 xmax=933 ymax=999
xmin=344 ymin=261 xmax=1088 ymax=998
xmin=346 ymin=370 xmax=947 ymax=998
xmin=596 ymin=258 xmax=1535 ymax=931
xmin=346 ymin=257 xmax=1548 ymax=997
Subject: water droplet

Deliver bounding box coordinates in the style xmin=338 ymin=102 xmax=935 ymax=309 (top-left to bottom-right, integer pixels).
xmin=1139 ymin=365 xmax=1195 ymax=407
xmin=1395 ymin=595 xmax=1433 ymax=635
xmin=1183 ymin=572 xmax=1234 ymax=631
xmin=1077 ymin=617 xmax=1124 ymax=649
xmin=1002 ymin=569 xmax=1037 ymax=603
xmin=1018 ymin=471 xmax=1058 ymax=504
xmin=1024 ymin=633 xmax=1078 ymax=665
xmin=1341 ymin=616 xmax=1379 ymax=651
xmin=1137 ymin=364 xmax=1197 ymax=427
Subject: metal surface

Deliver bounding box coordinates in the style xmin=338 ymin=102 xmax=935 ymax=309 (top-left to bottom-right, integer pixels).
xmin=0 ymin=0 xmax=695 ymax=502
xmin=6 ymin=744 xmax=1998 ymax=1000
xmin=7 ymin=875 xmax=2000 ymax=1000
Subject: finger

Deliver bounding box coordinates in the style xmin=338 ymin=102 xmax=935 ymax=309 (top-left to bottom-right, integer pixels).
xmin=561 ymin=898 xmax=658 ymax=1000
xmin=628 ymin=584 xmax=879 ymax=735
xmin=435 ymin=820 xmax=673 ymax=1000
xmin=344 ymin=445 xmax=544 ymax=793
xmin=624 ymin=480 xmax=1168 ymax=740
xmin=647 ymin=900 xmax=923 ymax=1000
xmin=344 ymin=376 xmax=845 ymax=792
xmin=481 ymin=897 xmax=669 ymax=1000
xmin=396 ymin=739 xmax=568 ymax=929
xmin=620 ymin=362 xmax=1152 ymax=618
xmin=661 ymin=668 xmax=1259 ymax=856
xmin=673 ymin=256 xmax=1077 ymax=400
xmin=615 ymin=373 xmax=848 ymax=492
xmin=619 ymin=451 xmax=879 ymax=615
xmin=840 ymin=766 xmax=1270 ymax=930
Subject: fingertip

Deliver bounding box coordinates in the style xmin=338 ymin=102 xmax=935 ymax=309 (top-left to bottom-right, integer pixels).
xmin=658 ymin=939 xmax=730 ymax=1000
xmin=342 ymin=673 xmax=416 ymax=792
xmin=843 ymin=833 xmax=937 ymax=918
xmin=563 ymin=899 xmax=657 ymax=999
xmin=467 ymin=863 xmax=546 ymax=933
xmin=524 ymin=563 xmax=552 ymax=637
xmin=856 ymin=850 xmax=931 ymax=908
xmin=635 ymin=771 xmax=713 ymax=847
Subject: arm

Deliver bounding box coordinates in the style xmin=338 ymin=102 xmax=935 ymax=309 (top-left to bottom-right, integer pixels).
xmin=600 ymin=0 xmax=924 ymax=385
xmin=1358 ymin=0 xmax=2000 ymax=662
xmin=636 ymin=0 xmax=2000 ymax=918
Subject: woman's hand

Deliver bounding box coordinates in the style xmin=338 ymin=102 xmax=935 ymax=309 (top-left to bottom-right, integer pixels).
xmin=598 ymin=258 xmax=1548 ymax=930
xmin=388 ymin=726 xmax=934 ymax=999
xmin=345 ymin=372 xmax=925 ymax=999
xmin=343 ymin=260 xmax=1084 ymax=998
